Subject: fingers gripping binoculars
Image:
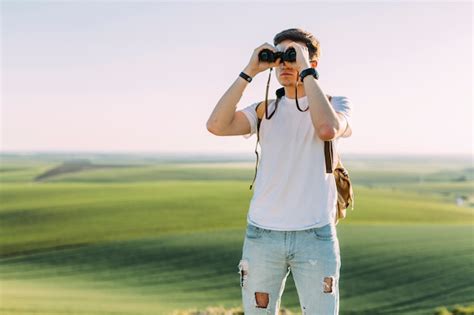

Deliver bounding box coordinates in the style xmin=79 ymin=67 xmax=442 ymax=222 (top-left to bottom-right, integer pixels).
xmin=258 ymin=47 xmax=296 ymax=63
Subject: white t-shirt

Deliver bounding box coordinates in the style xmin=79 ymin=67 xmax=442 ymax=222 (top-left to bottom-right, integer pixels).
xmin=241 ymin=95 xmax=353 ymax=231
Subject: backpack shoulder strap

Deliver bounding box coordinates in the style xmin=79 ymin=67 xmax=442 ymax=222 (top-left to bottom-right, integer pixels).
xmin=248 ymin=99 xmax=274 ymax=190
xmin=324 ymin=94 xmax=337 ymax=174
xmin=324 ymin=141 xmax=334 ymax=173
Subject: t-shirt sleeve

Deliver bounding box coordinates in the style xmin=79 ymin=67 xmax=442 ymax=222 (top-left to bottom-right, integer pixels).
xmin=331 ymin=96 xmax=353 ymax=138
xmin=239 ymin=102 xmax=259 ymax=139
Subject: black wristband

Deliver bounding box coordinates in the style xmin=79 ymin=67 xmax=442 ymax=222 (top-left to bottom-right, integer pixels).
xmin=299 ymin=68 xmax=319 ymax=81
xmin=239 ymin=71 xmax=253 ymax=83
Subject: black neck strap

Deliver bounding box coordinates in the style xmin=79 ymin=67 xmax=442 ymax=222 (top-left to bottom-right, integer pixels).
xmin=263 ymin=71 xmax=309 ymax=121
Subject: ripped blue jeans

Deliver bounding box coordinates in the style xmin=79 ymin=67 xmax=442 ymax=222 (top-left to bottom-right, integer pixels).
xmin=238 ymin=222 xmax=341 ymax=314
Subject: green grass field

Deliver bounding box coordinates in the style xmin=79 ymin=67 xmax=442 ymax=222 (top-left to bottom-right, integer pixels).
xmin=1 ymin=154 xmax=473 ymax=314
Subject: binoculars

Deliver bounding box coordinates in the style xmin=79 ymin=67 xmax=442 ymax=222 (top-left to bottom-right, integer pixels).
xmin=258 ymin=47 xmax=296 ymax=63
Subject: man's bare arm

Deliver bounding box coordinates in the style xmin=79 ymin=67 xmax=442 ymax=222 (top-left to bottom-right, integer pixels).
xmin=286 ymin=42 xmax=342 ymax=141
xmin=206 ymin=70 xmax=254 ymax=135
xmin=303 ymin=76 xmax=341 ymax=141
xmin=206 ymin=43 xmax=279 ymax=136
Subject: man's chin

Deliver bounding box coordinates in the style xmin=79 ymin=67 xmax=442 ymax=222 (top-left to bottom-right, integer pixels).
xmin=279 ymin=81 xmax=296 ymax=87
xmin=277 ymin=78 xmax=296 ymax=86
xmin=277 ymin=80 xmax=304 ymax=89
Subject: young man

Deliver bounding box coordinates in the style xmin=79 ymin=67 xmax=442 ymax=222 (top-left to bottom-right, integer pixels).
xmin=206 ymin=28 xmax=352 ymax=314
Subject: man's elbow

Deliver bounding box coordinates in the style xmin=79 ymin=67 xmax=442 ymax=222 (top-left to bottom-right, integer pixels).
xmin=317 ymin=124 xmax=337 ymax=141
xmin=206 ymin=122 xmax=218 ymax=135
xmin=206 ymin=122 xmax=224 ymax=136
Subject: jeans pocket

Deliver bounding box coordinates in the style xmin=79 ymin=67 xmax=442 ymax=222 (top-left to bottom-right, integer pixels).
xmin=312 ymin=223 xmax=336 ymax=241
xmin=245 ymin=223 xmax=263 ymax=239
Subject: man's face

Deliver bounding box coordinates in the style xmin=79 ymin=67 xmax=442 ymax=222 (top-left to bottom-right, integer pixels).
xmin=274 ymin=39 xmax=303 ymax=87
xmin=274 ymin=39 xmax=316 ymax=87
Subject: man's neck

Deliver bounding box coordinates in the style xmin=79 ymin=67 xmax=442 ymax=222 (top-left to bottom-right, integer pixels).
xmin=283 ymin=85 xmax=306 ymax=99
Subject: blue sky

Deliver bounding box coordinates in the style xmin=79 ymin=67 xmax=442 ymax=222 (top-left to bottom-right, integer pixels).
xmin=1 ymin=1 xmax=472 ymax=155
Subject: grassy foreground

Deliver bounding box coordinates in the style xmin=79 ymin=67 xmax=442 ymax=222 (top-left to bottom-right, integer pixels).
xmin=1 ymin=157 xmax=473 ymax=314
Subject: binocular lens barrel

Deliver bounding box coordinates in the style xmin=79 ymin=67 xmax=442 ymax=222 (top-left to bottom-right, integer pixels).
xmin=258 ymin=48 xmax=296 ymax=63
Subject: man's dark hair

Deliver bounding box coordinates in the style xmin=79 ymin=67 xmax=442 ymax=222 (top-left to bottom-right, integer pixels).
xmin=273 ymin=28 xmax=321 ymax=61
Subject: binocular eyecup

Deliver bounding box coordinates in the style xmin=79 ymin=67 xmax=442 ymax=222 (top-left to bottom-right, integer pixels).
xmin=258 ymin=47 xmax=296 ymax=63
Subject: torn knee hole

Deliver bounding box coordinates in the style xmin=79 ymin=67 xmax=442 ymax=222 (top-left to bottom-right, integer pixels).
xmin=323 ymin=276 xmax=335 ymax=293
xmin=255 ymin=292 xmax=269 ymax=308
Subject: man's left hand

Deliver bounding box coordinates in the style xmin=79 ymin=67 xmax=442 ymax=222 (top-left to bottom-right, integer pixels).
xmin=287 ymin=42 xmax=312 ymax=72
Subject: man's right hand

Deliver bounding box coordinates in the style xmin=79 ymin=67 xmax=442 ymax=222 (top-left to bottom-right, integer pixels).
xmin=243 ymin=43 xmax=280 ymax=78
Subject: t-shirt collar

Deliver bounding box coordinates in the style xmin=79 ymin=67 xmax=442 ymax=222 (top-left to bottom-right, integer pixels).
xmin=283 ymin=95 xmax=308 ymax=104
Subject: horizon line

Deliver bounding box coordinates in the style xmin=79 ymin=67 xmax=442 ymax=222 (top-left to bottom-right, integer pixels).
xmin=0 ymin=150 xmax=472 ymax=158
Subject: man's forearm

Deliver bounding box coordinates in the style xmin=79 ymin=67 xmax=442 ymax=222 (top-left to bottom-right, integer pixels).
xmin=206 ymin=68 xmax=255 ymax=132
xmin=303 ymin=76 xmax=340 ymax=140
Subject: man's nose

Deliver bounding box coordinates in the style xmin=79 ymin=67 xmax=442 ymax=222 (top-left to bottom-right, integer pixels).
xmin=279 ymin=61 xmax=293 ymax=69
